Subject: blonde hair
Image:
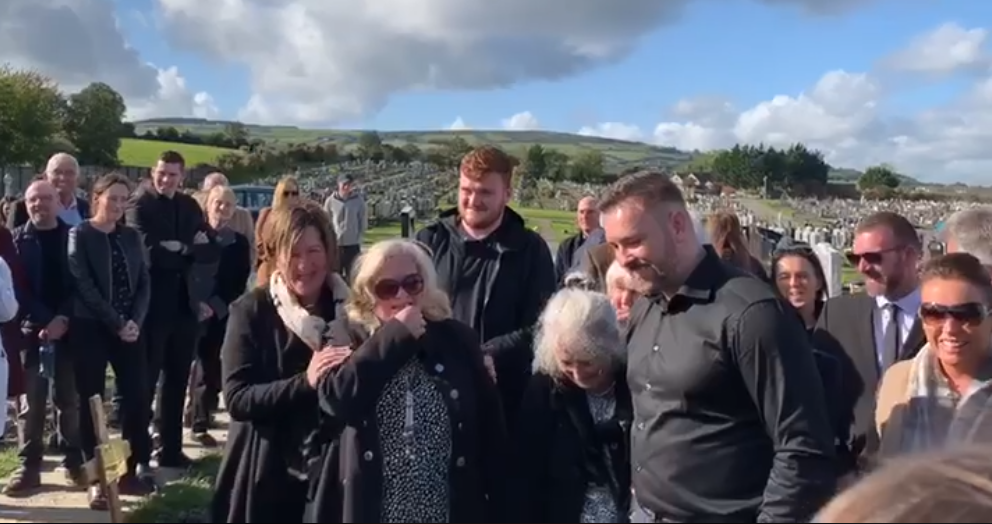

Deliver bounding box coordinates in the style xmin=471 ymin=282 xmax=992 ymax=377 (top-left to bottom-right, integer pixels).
xmin=345 ymin=239 xmax=451 ymax=332
xmin=532 ymin=288 xmax=623 ymax=378
xmin=256 ymin=201 xmax=339 ymax=286
xmin=272 ymin=175 xmax=299 ymax=208
xmin=816 ymin=445 xmax=992 ymax=522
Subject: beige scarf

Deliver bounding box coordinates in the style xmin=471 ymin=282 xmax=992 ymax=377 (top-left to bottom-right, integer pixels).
xmin=268 ymin=270 xmax=349 ymax=351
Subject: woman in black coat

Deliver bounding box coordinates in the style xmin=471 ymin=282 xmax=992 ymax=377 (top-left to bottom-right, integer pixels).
xmin=211 ymin=202 xmax=351 ymax=523
xmin=306 ymin=238 xmax=506 ymax=523
xmin=508 ymin=287 xmax=632 ymax=523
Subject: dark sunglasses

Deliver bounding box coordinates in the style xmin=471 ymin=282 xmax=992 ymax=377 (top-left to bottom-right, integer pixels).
xmin=919 ymin=302 xmax=990 ymax=327
xmin=845 ymin=246 xmax=903 ymax=266
xmin=373 ymin=274 xmax=425 ymax=300
xmin=283 ymin=190 xmax=299 ymax=197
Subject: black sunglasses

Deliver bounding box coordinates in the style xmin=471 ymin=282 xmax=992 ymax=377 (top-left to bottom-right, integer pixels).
xmin=919 ymin=302 xmax=990 ymax=327
xmin=283 ymin=190 xmax=299 ymax=197
xmin=846 ymin=246 xmax=903 ymax=266
xmin=373 ymin=274 xmax=425 ymax=300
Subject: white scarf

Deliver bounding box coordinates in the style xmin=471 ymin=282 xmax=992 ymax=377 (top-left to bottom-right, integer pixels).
xmin=268 ymin=270 xmax=349 ymax=351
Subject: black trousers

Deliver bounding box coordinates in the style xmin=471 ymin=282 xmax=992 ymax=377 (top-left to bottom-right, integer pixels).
xmin=72 ymin=318 xmax=151 ymax=469
xmin=19 ymin=333 xmax=81 ymax=468
xmin=190 ymin=319 xmax=225 ymax=432
xmin=338 ymin=244 xmax=361 ymax=282
xmin=145 ymin=312 xmax=200 ymax=458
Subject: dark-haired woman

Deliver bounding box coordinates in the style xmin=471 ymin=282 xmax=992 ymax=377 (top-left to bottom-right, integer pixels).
xmin=67 ymin=173 xmax=154 ymax=509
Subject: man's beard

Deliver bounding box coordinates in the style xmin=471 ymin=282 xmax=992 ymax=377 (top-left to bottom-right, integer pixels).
xmin=460 ymin=207 xmax=501 ymax=230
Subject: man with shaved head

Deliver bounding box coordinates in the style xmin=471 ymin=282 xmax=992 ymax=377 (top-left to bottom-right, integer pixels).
xmin=5 ymin=179 xmax=84 ymax=494
xmin=554 ymin=195 xmax=601 ymax=285
xmin=7 ymin=153 xmax=90 ymax=229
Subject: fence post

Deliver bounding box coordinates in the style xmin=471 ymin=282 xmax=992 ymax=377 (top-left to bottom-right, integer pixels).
xmin=400 ymin=206 xmax=415 ymax=238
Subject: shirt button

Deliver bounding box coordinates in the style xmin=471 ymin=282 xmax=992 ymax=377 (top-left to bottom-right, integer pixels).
xmin=635 ymin=464 xmax=643 ymax=472
xmin=652 ymin=345 xmax=659 ymax=352
xmin=645 ymin=383 xmax=652 ymax=390
xmin=457 ymin=423 xmax=464 ymax=430
xmin=637 ymin=422 xmax=645 ymax=430
xmin=435 ymin=363 xmax=445 ymax=373
xmin=450 ymin=389 xmax=459 ymax=400
xmin=363 ymin=451 xmax=374 ymax=461
xmin=456 ymin=457 xmax=466 ymax=467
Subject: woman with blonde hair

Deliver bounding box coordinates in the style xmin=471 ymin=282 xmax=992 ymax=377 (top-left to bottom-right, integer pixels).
xmin=706 ymin=211 xmax=767 ymax=280
xmin=306 ymin=238 xmax=506 ymax=523
xmin=255 ymin=175 xmax=302 ymax=275
xmin=211 ymin=201 xmax=350 ymax=523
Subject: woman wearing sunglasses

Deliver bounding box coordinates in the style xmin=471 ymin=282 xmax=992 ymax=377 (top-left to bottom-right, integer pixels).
xmin=875 ymin=252 xmax=992 ymax=459
xmin=255 ymin=175 xmax=303 ymax=280
xmin=306 ymin=238 xmax=506 ymax=523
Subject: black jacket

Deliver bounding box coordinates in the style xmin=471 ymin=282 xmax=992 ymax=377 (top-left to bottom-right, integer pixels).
xmin=198 ymin=228 xmax=251 ymax=322
xmin=66 ymin=221 xmax=151 ymax=332
xmin=509 ymin=372 xmax=632 ymax=523
xmin=12 ymin=219 xmax=73 ymax=327
xmin=415 ymin=207 xmax=556 ymax=421
xmin=306 ymin=316 xmax=507 ymax=523
xmin=554 ymin=232 xmax=586 ymax=286
xmin=6 ymin=196 xmax=90 ymax=230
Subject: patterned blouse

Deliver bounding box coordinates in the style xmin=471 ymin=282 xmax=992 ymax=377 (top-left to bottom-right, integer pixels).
xmin=376 ymin=359 xmax=453 ymax=523
xmin=107 ymin=230 xmax=133 ymax=318
xmin=580 ymin=390 xmax=621 ymax=523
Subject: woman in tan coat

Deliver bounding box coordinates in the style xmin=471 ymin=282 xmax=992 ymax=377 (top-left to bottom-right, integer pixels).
xmin=255 ymin=175 xmax=302 ymax=281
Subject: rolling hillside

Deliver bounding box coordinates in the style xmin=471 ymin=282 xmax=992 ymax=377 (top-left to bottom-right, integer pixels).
xmin=131 ymin=118 xmax=922 ymax=185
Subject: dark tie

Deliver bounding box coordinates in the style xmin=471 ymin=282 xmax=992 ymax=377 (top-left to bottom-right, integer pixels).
xmin=882 ymin=303 xmax=902 ymax=370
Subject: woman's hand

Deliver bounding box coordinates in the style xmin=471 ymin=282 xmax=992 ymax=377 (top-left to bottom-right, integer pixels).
xmin=395 ymin=305 xmax=426 ymax=338
xmin=307 ymin=346 xmax=352 ymax=388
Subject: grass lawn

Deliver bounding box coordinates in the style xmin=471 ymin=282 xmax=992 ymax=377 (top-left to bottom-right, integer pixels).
xmin=126 ymin=453 xmax=221 ymax=523
xmin=118 ymin=138 xmax=238 ymax=168
xmin=0 ymin=445 xmax=20 ymax=479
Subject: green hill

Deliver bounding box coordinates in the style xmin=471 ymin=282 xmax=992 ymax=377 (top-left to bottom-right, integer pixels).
xmin=118 ymin=138 xmax=237 ymax=167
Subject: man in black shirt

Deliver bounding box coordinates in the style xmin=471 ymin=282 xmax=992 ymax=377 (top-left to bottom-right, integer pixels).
xmin=600 ymin=172 xmax=835 ymax=523
xmin=554 ymin=196 xmax=599 ymax=285
xmin=5 ymin=180 xmax=82 ymax=494
xmin=126 ymin=151 xmax=214 ymax=468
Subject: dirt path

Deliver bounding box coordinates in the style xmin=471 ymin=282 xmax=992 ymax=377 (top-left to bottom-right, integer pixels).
xmin=0 ymin=414 xmax=228 ymax=523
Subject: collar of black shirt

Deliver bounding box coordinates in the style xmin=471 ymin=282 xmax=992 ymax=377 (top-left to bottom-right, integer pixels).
xmin=651 ymin=245 xmax=723 ymax=312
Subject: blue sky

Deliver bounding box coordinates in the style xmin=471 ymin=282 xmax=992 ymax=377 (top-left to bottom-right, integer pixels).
xmin=114 ymin=0 xmax=990 ymax=131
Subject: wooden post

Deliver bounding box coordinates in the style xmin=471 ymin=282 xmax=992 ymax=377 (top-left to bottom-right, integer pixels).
xmin=83 ymin=394 xmax=132 ymax=523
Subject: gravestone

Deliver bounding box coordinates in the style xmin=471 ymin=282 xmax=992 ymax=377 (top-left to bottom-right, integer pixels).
xmin=813 ymin=242 xmax=844 ymax=298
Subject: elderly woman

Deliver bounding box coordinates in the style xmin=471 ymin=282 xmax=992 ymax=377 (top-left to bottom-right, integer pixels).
xmin=307 ymin=238 xmax=506 ymax=523
xmin=875 ymin=253 xmax=992 ymax=459
xmin=211 ymin=201 xmax=350 ymax=523
xmin=188 ymin=185 xmax=253 ymax=447
xmin=604 ymin=262 xmax=637 ymax=325
xmin=508 ymin=288 xmax=631 ymax=523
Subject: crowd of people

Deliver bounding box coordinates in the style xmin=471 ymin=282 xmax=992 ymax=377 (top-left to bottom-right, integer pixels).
xmin=3 ymin=144 xmax=992 ymax=523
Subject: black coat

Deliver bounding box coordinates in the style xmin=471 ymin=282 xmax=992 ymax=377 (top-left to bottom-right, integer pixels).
xmin=508 ymin=371 xmax=633 ymax=523
xmin=306 ymin=316 xmax=507 ymax=523
xmin=211 ymin=282 xmax=347 ymax=523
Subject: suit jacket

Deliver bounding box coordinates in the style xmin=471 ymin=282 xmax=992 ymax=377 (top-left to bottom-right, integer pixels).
xmin=812 ymin=293 xmax=925 ymax=473
xmin=6 ymin=196 xmax=90 ymax=230
xmin=579 ymin=243 xmax=614 ymax=292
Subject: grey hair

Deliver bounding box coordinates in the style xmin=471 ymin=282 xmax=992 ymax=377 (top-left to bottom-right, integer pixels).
xmin=943 ymin=208 xmax=992 ymax=266
xmin=604 ymin=261 xmax=632 ymax=293
xmin=563 ymin=270 xmax=597 ymax=291
xmin=45 ymin=152 xmax=79 ymax=175
xmin=532 ymin=288 xmax=624 ymax=377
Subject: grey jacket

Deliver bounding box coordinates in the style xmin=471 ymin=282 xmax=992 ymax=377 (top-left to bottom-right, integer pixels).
xmin=324 ymin=192 xmax=367 ymax=247
xmin=67 ymin=221 xmax=151 ymax=332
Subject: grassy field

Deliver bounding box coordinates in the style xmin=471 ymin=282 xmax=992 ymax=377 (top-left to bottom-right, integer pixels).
xmin=363 ymin=207 xmax=576 ymax=247
xmin=126 ymin=453 xmax=220 ymax=523
xmin=132 ymin=119 xmax=693 ymax=170
xmin=118 ymin=138 xmax=238 ymax=167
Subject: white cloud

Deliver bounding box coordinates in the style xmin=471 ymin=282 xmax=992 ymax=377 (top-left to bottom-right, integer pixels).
xmin=153 ymin=0 xmax=873 ymax=125
xmin=448 ymin=117 xmax=470 ymax=130
xmin=502 ymin=111 xmax=540 ymax=131
xmin=578 ymin=122 xmax=644 ymax=141
xmin=883 ymin=22 xmax=990 ymax=76
xmin=0 ymin=0 xmax=218 ymax=121
xmin=575 ymin=24 xmax=992 ymax=183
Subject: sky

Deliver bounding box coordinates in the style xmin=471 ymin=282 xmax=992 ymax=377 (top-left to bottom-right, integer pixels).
xmin=2 ymin=0 xmax=992 ymax=184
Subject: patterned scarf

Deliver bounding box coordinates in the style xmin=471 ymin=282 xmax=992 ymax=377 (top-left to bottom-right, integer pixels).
xmin=268 ymin=270 xmax=349 ymax=351
xmin=897 ymin=344 xmax=992 ymax=454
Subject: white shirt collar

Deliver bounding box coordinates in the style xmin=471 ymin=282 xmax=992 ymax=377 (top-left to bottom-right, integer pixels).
xmin=875 ymin=287 xmax=922 ymax=314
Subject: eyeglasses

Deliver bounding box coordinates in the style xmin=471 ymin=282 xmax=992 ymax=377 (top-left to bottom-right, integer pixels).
xmin=845 ymin=246 xmax=903 ymax=266
xmin=919 ymin=302 xmax=990 ymax=327
xmin=373 ymin=274 xmax=425 ymax=300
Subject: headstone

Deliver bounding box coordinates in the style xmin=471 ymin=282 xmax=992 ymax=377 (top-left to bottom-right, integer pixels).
xmin=813 ymin=242 xmax=843 ymax=298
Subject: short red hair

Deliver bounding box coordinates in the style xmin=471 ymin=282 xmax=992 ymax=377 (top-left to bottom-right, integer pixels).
xmin=459 ymin=146 xmax=516 ymax=184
